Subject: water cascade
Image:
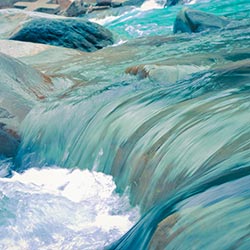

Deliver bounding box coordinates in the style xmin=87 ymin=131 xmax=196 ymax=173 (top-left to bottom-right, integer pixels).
xmin=0 ymin=0 xmax=249 ymax=249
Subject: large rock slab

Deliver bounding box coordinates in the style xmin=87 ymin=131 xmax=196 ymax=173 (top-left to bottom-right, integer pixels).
xmin=14 ymin=0 xmax=60 ymax=14
xmin=0 ymin=52 xmax=53 ymax=157
xmin=8 ymin=13 xmax=114 ymax=52
xmin=173 ymin=8 xmax=230 ymax=33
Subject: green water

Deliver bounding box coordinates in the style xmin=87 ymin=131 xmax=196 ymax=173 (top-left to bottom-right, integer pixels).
xmin=0 ymin=0 xmax=249 ymax=249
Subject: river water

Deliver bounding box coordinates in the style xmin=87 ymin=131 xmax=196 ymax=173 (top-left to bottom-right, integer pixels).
xmin=0 ymin=0 xmax=250 ymax=249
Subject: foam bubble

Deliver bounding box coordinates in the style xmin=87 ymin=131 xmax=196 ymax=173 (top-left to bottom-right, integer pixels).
xmin=0 ymin=167 xmax=140 ymax=250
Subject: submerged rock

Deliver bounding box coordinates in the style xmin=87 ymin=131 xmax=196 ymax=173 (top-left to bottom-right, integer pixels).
xmin=9 ymin=17 xmax=114 ymax=52
xmin=125 ymin=64 xmax=208 ymax=83
xmin=173 ymin=8 xmax=230 ymax=33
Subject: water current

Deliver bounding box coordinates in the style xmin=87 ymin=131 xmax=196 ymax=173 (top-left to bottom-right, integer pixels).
xmin=0 ymin=0 xmax=250 ymax=249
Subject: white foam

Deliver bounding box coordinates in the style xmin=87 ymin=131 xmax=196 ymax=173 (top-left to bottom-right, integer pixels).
xmin=140 ymin=0 xmax=164 ymax=11
xmin=90 ymin=15 xmax=122 ymax=26
xmin=0 ymin=167 xmax=140 ymax=250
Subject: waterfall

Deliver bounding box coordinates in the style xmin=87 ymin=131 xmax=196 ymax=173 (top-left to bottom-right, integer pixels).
xmin=1 ymin=0 xmax=250 ymax=249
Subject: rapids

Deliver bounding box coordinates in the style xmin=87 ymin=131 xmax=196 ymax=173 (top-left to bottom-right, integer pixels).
xmin=0 ymin=0 xmax=250 ymax=249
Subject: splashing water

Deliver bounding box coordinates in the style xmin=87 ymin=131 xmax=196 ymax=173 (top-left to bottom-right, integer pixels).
xmin=0 ymin=167 xmax=140 ymax=250
xmin=0 ymin=0 xmax=250 ymax=249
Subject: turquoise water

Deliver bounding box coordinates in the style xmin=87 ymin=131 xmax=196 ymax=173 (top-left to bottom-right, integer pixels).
xmin=92 ymin=0 xmax=250 ymax=40
xmin=1 ymin=0 xmax=250 ymax=249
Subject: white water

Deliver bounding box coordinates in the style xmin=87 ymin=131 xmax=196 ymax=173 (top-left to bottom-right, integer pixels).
xmin=140 ymin=0 xmax=164 ymax=11
xmin=0 ymin=167 xmax=140 ymax=250
xmin=89 ymin=8 xmax=139 ymax=26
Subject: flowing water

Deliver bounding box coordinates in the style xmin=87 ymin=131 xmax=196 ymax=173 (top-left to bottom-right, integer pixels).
xmin=1 ymin=0 xmax=250 ymax=249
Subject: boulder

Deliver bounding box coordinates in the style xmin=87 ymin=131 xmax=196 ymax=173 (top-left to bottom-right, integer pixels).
xmin=125 ymin=64 xmax=207 ymax=83
xmin=164 ymin=0 xmax=184 ymax=7
xmin=61 ymin=0 xmax=87 ymax=17
xmin=96 ymin=0 xmax=112 ymax=6
xmin=173 ymin=8 xmax=230 ymax=33
xmin=0 ymin=0 xmax=20 ymax=9
xmin=122 ymin=0 xmax=144 ymax=6
xmin=0 ymin=52 xmax=52 ymax=157
xmin=9 ymin=17 xmax=114 ymax=52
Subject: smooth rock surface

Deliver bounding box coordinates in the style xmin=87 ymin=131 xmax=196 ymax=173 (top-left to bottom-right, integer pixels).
xmin=0 ymin=52 xmax=52 ymax=157
xmin=173 ymin=8 xmax=230 ymax=33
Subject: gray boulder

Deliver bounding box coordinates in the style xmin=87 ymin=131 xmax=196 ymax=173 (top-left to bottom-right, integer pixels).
xmin=9 ymin=17 xmax=114 ymax=52
xmin=173 ymin=8 xmax=230 ymax=33
xmin=62 ymin=0 xmax=87 ymax=17
xmin=0 ymin=52 xmax=52 ymax=157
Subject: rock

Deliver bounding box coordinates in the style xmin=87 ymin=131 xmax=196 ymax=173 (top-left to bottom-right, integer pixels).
xmin=0 ymin=123 xmax=20 ymax=158
xmin=111 ymin=1 xmax=123 ymax=7
xmin=51 ymin=0 xmax=72 ymax=9
xmin=173 ymin=8 xmax=230 ymax=33
xmin=164 ymin=0 xmax=184 ymax=7
xmin=87 ymin=5 xmax=111 ymax=13
xmin=96 ymin=0 xmax=112 ymax=6
xmin=62 ymin=0 xmax=87 ymax=17
xmin=9 ymin=17 xmax=114 ymax=52
xmin=0 ymin=52 xmax=53 ymax=101
xmin=0 ymin=52 xmax=53 ymax=157
xmin=0 ymin=0 xmax=21 ymax=9
xmin=126 ymin=64 xmax=208 ymax=83
xmin=13 ymin=0 xmax=60 ymax=14
xmin=0 ymin=39 xmax=52 ymax=58
xmin=95 ymin=0 xmax=122 ymax=9
xmin=122 ymin=0 xmax=144 ymax=6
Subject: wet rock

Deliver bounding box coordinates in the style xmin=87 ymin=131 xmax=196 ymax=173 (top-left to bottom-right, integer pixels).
xmin=96 ymin=0 xmax=112 ymax=6
xmin=95 ymin=0 xmax=122 ymax=8
xmin=0 ymin=52 xmax=52 ymax=157
xmin=173 ymin=8 xmax=230 ymax=33
xmin=165 ymin=0 xmax=184 ymax=7
xmin=9 ymin=17 xmax=114 ymax=52
xmin=126 ymin=64 xmax=207 ymax=83
xmin=0 ymin=123 xmax=20 ymax=158
xmin=51 ymin=0 xmax=72 ymax=9
xmin=0 ymin=52 xmax=53 ymax=101
xmin=122 ymin=0 xmax=144 ymax=6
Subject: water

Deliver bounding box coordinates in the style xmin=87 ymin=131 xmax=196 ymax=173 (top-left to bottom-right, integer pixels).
xmin=0 ymin=167 xmax=139 ymax=250
xmin=1 ymin=0 xmax=250 ymax=249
